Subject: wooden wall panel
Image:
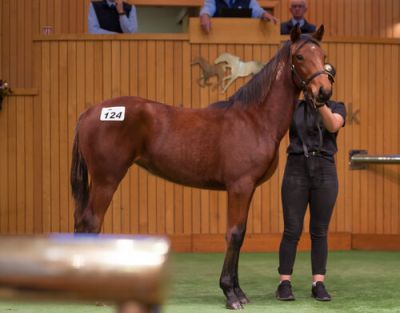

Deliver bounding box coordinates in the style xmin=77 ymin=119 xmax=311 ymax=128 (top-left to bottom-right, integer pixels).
xmin=1 ymin=1 xmax=400 ymax=89
xmin=280 ymin=0 xmax=400 ymax=38
xmin=0 ymin=93 xmax=38 ymax=234
xmin=0 ymin=33 xmax=399 ymax=250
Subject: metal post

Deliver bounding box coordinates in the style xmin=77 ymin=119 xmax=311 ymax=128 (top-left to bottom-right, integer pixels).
xmin=349 ymin=150 xmax=400 ymax=170
xmin=0 ymin=234 xmax=170 ymax=312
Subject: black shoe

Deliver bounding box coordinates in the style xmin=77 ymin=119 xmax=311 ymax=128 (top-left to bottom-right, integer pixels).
xmin=276 ymin=280 xmax=295 ymax=301
xmin=312 ymin=282 xmax=331 ymax=301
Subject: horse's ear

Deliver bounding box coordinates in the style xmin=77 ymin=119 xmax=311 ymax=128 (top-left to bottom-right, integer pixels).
xmin=313 ymin=25 xmax=325 ymax=41
xmin=290 ymin=24 xmax=301 ymax=43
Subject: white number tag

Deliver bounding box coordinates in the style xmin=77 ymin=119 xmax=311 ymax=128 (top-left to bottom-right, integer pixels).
xmin=100 ymin=106 xmax=125 ymax=121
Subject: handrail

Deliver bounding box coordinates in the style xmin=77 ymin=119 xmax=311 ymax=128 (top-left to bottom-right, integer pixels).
xmin=349 ymin=150 xmax=400 ymax=169
xmin=0 ymin=234 xmax=170 ymax=310
xmin=129 ymin=0 xmax=278 ymax=8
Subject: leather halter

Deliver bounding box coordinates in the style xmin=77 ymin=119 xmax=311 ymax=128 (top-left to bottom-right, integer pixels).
xmin=290 ymin=38 xmax=335 ymax=92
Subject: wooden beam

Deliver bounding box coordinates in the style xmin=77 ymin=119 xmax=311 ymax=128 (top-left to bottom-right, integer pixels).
xmin=352 ymin=234 xmax=400 ymax=250
xmin=168 ymin=233 xmax=352 ymax=252
xmin=130 ymin=0 xmax=278 ymax=9
xmin=189 ymin=17 xmax=280 ymax=44
xmin=9 ymin=88 xmax=39 ymax=96
xmin=33 ymin=33 xmax=189 ymax=41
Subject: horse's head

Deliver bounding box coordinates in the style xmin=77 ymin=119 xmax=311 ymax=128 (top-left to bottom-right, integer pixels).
xmin=191 ymin=56 xmax=205 ymax=65
xmin=215 ymin=53 xmax=239 ymax=65
xmin=290 ymin=24 xmax=334 ymax=104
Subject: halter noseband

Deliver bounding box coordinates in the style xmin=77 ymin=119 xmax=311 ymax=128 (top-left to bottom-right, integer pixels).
xmin=290 ymin=38 xmax=335 ymax=92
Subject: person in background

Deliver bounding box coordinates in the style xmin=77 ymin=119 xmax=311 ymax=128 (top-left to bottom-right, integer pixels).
xmin=200 ymin=0 xmax=278 ymax=33
xmin=88 ymin=0 xmax=138 ymax=34
xmin=280 ymin=0 xmax=316 ymax=35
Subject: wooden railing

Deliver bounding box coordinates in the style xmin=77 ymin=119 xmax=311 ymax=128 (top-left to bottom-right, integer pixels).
xmin=130 ymin=0 xmax=278 ymax=8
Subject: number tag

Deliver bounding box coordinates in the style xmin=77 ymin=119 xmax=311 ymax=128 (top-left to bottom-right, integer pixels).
xmin=100 ymin=106 xmax=125 ymax=121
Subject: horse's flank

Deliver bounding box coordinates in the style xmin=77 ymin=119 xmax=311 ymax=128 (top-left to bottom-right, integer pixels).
xmin=77 ymin=41 xmax=292 ymax=192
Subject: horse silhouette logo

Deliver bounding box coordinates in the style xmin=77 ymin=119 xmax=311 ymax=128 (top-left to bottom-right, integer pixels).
xmin=192 ymin=53 xmax=265 ymax=93
xmin=215 ymin=53 xmax=265 ymax=92
xmin=191 ymin=56 xmax=227 ymax=91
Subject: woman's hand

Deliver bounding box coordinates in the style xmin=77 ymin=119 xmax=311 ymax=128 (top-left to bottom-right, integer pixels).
xmin=317 ymin=105 xmax=345 ymax=133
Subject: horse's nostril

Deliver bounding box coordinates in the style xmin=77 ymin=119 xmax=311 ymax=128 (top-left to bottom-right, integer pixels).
xmin=317 ymin=87 xmax=332 ymax=102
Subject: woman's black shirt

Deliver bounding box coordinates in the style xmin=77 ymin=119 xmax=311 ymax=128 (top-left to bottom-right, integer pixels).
xmin=286 ymin=100 xmax=346 ymax=158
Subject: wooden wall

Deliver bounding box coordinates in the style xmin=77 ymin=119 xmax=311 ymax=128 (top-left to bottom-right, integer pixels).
xmin=1 ymin=31 xmax=399 ymax=251
xmin=0 ymin=0 xmax=399 ymax=88
xmin=281 ymin=0 xmax=400 ymax=38
xmin=0 ymin=89 xmax=40 ymax=234
xmin=0 ymin=0 xmax=399 ymax=250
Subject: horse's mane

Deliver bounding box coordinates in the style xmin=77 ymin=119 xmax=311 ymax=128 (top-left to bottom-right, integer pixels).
xmin=210 ymin=41 xmax=292 ymax=109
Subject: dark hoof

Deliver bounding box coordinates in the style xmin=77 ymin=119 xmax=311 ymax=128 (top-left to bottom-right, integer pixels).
xmin=239 ymin=296 xmax=249 ymax=304
xmin=226 ymin=300 xmax=243 ymax=310
xmin=235 ymin=288 xmax=250 ymax=304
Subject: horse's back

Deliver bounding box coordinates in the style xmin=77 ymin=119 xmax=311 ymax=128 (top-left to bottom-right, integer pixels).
xmin=76 ymin=96 xmax=172 ymax=167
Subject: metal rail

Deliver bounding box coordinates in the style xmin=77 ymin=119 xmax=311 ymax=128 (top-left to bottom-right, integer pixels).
xmin=0 ymin=234 xmax=170 ymax=313
xmin=349 ymin=150 xmax=400 ymax=169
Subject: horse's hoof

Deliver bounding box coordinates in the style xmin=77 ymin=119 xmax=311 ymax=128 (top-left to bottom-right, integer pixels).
xmin=226 ymin=300 xmax=243 ymax=310
xmin=235 ymin=288 xmax=250 ymax=304
xmin=239 ymin=296 xmax=249 ymax=304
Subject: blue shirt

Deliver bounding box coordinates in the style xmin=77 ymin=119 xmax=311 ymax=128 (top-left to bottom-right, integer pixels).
xmin=88 ymin=0 xmax=138 ymax=34
xmin=200 ymin=0 xmax=266 ymax=18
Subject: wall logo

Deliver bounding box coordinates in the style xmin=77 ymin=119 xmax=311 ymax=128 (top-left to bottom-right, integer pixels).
xmin=192 ymin=53 xmax=265 ymax=93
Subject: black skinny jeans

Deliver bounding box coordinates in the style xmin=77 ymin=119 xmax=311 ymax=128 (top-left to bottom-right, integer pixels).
xmin=278 ymin=154 xmax=338 ymax=275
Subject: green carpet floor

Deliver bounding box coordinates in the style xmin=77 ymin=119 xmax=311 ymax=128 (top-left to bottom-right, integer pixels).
xmin=0 ymin=251 xmax=399 ymax=313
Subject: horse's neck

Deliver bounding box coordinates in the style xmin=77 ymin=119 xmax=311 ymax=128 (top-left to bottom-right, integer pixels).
xmin=199 ymin=61 xmax=206 ymax=70
xmin=261 ymin=62 xmax=300 ymax=142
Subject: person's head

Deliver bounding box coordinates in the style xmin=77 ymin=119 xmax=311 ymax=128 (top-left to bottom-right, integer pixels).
xmin=289 ymin=0 xmax=308 ymax=20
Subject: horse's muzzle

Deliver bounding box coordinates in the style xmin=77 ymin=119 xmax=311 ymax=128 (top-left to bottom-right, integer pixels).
xmin=316 ymin=86 xmax=332 ymax=103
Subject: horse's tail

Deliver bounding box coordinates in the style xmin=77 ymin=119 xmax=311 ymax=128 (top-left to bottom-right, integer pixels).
xmin=70 ymin=121 xmax=89 ymax=220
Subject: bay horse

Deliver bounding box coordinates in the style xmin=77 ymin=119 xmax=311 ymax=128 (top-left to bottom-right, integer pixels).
xmin=191 ymin=56 xmax=227 ymax=91
xmin=71 ymin=25 xmax=332 ymax=310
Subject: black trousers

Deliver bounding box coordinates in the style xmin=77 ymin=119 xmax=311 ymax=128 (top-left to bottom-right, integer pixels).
xmin=278 ymin=154 xmax=338 ymax=275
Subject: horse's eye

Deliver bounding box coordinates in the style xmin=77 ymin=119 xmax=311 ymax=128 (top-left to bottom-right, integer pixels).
xmin=296 ymin=55 xmax=304 ymax=61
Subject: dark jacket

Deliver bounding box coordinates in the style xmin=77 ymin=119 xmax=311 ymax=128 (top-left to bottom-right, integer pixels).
xmin=92 ymin=0 xmax=132 ymax=33
xmin=280 ymin=19 xmax=316 ymax=35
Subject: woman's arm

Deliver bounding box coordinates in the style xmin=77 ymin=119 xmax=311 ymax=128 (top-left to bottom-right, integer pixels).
xmin=317 ymin=104 xmax=345 ymax=133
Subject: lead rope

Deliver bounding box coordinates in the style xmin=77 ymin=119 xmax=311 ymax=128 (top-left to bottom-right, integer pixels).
xmin=301 ymin=99 xmax=309 ymax=157
xmin=298 ymin=92 xmax=324 ymax=158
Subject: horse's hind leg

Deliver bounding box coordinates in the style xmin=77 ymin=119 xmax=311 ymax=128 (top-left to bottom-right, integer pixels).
xmin=74 ymin=167 xmax=128 ymax=233
xmin=220 ymin=179 xmax=255 ymax=310
xmin=74 ymin=182 xmax=116 ymax=233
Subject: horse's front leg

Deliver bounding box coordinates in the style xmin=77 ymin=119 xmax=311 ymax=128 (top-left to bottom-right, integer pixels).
xmin=197 ymin=76 xmax=206 ymax=87
xmin=220 ymin=179 xmax=255 ymax=310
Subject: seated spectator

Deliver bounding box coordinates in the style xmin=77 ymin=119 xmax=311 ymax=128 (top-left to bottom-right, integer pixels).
xmin=200 ymin=0 xmax=278 ymax=34
xmin=280 ymin=0 xmax=316 ymax=35
xmin=88 ymin=0 xmax=138 ymax=34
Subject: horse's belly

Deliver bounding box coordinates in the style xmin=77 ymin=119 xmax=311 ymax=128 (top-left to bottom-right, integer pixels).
xmin=256 ymin=153 xmax=279 ymax=186
xmin=134 ymin=160 xmax=226 ymax=191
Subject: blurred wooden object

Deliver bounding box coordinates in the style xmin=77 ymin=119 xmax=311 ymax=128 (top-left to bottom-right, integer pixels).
xmin=0 ymin=235 xmax=170 ymax=313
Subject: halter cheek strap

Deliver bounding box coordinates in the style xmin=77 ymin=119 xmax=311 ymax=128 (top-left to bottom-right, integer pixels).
xmin=290 ymin=39 xmax=334 ymax=92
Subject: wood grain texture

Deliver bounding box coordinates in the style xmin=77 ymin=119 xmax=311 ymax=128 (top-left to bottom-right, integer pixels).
xmin=0 ymin=20 xmax=399 ymax=250
xmin=1 ymin=1 xmax=400 ymax=88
